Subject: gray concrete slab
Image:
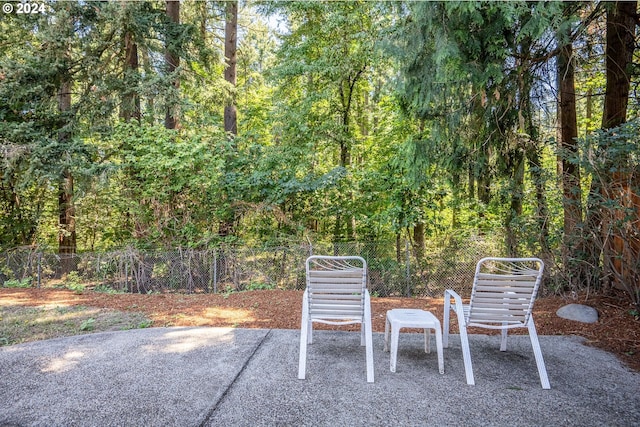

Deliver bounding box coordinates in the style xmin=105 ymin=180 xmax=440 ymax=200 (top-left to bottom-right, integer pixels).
xmin=1 ymin=328 xmax=639 ymax=426
xmin=0 ymin=328 xmax=269 ymax=426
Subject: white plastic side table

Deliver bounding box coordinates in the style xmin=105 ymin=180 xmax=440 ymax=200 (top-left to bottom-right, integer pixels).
xmin=384 ymin=309 xmax=444 ymax=374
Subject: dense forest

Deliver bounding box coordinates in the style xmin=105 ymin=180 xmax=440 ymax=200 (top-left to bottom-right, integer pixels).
xmin=0 ymin=1 xmax=638 ymax=305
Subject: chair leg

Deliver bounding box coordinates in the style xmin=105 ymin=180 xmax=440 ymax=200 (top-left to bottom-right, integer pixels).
xmin=500 ymin=326 xmax=508 ymax=351
xmin=298 ymin=319 xmax=309 ymax=380
xmin=459 ymin=324 xmax=475 ymax=385
xmin=384 ymin=316 xmax=390 ymax=352
xmin=365 ymin=321 xmax=374 ymax=383
xmin=298 ymin=293 xmax=309 ymax=380
xmin=390 ymin=324 xmax=400 ymax=373
xmin=364 ymin=293 xmax=374 ymax=382
xmin=424 ymin=328 xmax=431 ymax=353
xmin=527 ymin=319 xmax=550 ymax=389
xmin=443 ymin=295 xmax=451 ymax=348
xmin=307 ymin=321 xmax=313 ymax=344
xmin=434 ymin=324 xmax=445 ymax=374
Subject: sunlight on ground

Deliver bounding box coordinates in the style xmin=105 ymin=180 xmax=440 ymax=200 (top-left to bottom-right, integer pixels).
xmin=1 ymin=305 xmax=101 ymax=327
xmin=42 ymin=350 xmax=86 ymax=373
xmin=161 ymin=307 xmax=256 ymax=328
xmin=0 ymin=291 xmax=76 ymax=309
xmin=0 ymin=304 xmax=151 ymax=346
xmin=202 ymin=307 xmax=255 ymax=323
xmin=34 ymin=307 xmax=101 ymax=323
xmin=0 ymin=296 xmax=67 ymax=308
xmin=143 ymin=328 xmax=236 ymax=354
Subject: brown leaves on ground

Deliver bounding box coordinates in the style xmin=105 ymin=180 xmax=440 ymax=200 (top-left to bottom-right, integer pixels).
xmin=1 ymin=287 xmax=638 ymax=372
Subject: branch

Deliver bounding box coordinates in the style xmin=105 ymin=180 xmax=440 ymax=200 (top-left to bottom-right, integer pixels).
xmin=527 ymin=2 xmax=606 ymax=64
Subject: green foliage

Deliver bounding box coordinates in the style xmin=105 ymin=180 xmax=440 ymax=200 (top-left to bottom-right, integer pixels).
xmin=64 ymin=272 xmax=85 ymax=294
xmin=578 ymin=120 xmax=640 ymax=307
xmin=80 ymin=318 xmax=95 ymax=332
xmin=258 ymin=2 xmax=399 ymax=241
xmin=244 ymin=281 xmax=276 ymax=291
xmin=93 ymin=284 xmax=120 ymax=294
xmin=0 ymin=1 xmax=637 ymax=309
xmin=114 ymin=122 xmax=228 ymax=247
xmin=583 ymin=120 xmax=640 ymax=177
xmin=3 ymin=278 xmax=33 ymax=288
xmin=137 ymin=320 xmax=153 ymax=329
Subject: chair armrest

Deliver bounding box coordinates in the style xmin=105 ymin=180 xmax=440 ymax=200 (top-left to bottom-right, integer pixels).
xmin=444 ymin=289 xmax=467 ymax=324
xmin=364 ymin=289 xmax=372 ymax=314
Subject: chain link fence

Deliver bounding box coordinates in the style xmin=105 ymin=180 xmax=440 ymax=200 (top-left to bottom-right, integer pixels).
xmin=0 ymin=234 xmax=501 ymax=297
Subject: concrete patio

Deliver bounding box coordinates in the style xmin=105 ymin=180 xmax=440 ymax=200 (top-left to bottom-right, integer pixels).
xmin=1 ymin=328 xmax=638 ymax=426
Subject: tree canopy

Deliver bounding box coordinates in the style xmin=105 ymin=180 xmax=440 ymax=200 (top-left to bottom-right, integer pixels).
xmin=1 ymin=1 xmax=638 ymax=305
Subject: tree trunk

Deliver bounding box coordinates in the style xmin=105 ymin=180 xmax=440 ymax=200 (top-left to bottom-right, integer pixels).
xmin=557 ymin=31 xmax=584 ymax=287
xmin=505 ymin=153 xmax=524 ymax=257
xmin=522 ymin=105 xmax=550 ymax=258
xmin=597 ymin=1 xmax=638 ymax=290
xmin=58 ymin=79 xmax=76 ymax=274
xmin=333 ymin=213 xmax=342 ymax=242
xmin=121 ymin=30 xmax=140 ymax=123
xmin=602 ymin=2 xmax=636 ymax=130
xmin=558 ymin=35 xmax=582 ymax=237
xmin=467 ymin=163 xmax=475 ymax=201
xmin=475 ymin=120 xmax=491 ymax=221
xmin=58 ymin=171 xmax=76 ymax=267
xmin=139 ymin=47 xmax=154 ymax=123
xmin=337 ymin=71 xmax=362 ymax=241
xmin=527 ymin=147 xmax=550 ymax=252
xmin=224 ymin=0 xmax=238 ymax=135
xmin=219 ymin=0 xmax=238 ymax=238
xmin=413 ymin=222 xmax=425 ymax=261
xmin=164 ymin=0 xmax=180 ymax=130
xmin=518 ymin=42 xmax=550 ymax=259
xmin=477 ymin=170 xmax=491 ymax=207
xmin=339 ymin=110 xmax=352 ymax=240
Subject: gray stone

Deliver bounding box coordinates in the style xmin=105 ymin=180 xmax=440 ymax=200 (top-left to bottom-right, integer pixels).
xmin=556 ymin=303 xmax=599 ymax=323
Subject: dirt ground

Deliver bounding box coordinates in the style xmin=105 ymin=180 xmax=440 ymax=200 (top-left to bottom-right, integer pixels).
xmin=1 ymin=287 xmax=638 ymax=372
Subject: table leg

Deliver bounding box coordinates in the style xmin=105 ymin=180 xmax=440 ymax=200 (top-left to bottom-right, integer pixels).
xmin=424 ymin=328 xmax=431 ymax=353
xmin=390 ymin=324 xmax=400 ymax=373
xmin=435 ymin=323 xmax=444 ymax=374
xmin=384 ymin=316 xmax=390 ymax=352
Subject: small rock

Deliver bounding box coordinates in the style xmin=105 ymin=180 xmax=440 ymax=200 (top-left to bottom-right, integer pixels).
xmin=556 ymin=304 xmax=599 ymax=323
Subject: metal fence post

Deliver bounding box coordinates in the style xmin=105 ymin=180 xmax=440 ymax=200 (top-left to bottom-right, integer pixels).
xmin=405 ymin=240 xmax=411 ymax=297
xmin=306 ymin=236 xmax=313 ymax=257
xmin=37 ymin=252 xmax=41 ymax=288
xmin=96 ymin=254 xmax=101 ymax=282
xmin=213 ymin=248 xmax=218 ymax=294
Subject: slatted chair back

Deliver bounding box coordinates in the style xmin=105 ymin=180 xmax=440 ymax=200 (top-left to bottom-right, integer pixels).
xmin=306 ymin=256 xmax=367 ymax=325
xmin=467 ymin=257 xmax=544 ymax=330
xmin=299 ymin=255 xmax=374 ymax=382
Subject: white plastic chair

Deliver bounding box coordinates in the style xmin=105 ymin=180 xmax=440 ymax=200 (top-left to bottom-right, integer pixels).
xmin=443 ymin=257 xmax=550 ymax=389
xmin=298 ymin=255 xmax=374 ymax=383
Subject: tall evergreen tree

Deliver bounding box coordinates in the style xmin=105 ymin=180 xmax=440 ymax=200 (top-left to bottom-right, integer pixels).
xmin=597 ymin=1 xmax=638 ymax=292
xmin=224 ymin=0 xmax=238 ymax=136
xmin=165 ymin=0 xmax=180 ymax=129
